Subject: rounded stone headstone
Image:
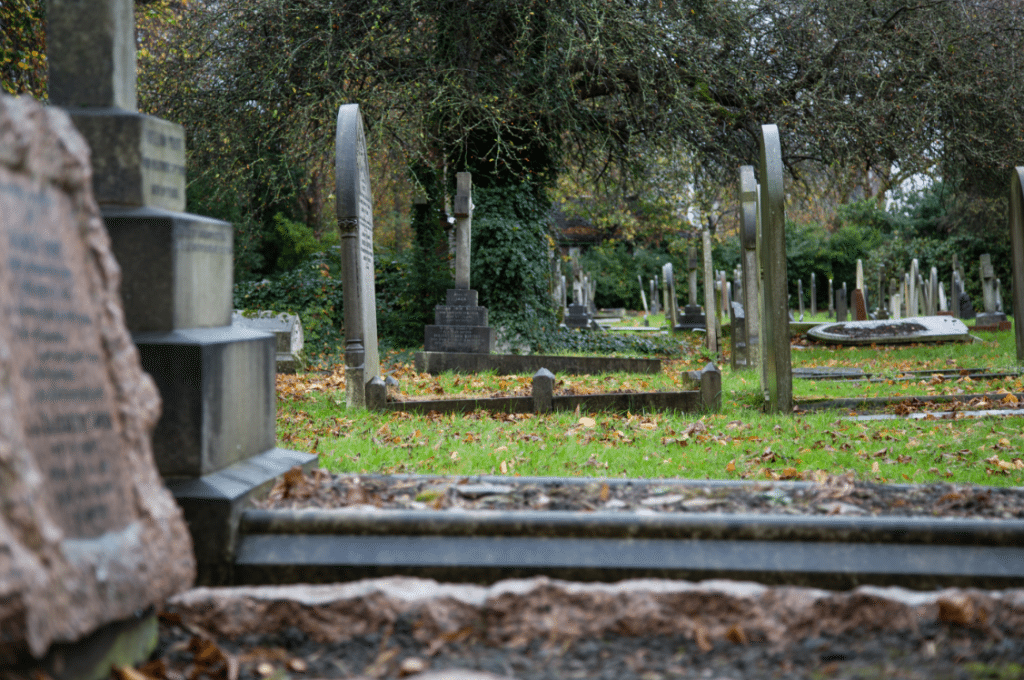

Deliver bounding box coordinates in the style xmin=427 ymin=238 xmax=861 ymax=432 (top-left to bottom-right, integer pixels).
xmin=758 ymin=124 xmax=791 ymax=413
xmin=335 ymin=104 xmax=380 ymax=407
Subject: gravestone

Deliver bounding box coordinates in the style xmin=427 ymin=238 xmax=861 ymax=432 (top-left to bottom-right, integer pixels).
xmin=908 ymin=259 xmax=919 ymax=317
xmin=836 ymin=288 xmax=849 ymax=322
xmin=1010 ymin=167 xmax=1024 ymax=362
xmin=975 ymin=253 xmax=1008 ymax=328
xmin=336 ymin=104 xmax=382 ymax=404
xmin=852 ymin=289 xmax=868 ymax=322
xmin=758 ymin=124 xmax=792 ymax=413
xmin=423 ymin=173 xmax=495 ymax=351
xmin=938 ymin=282 xmax=948 ymax=314
xmin=48 ymin=0 xmax=314 ymax=586
xmin=927 ymin=267 xmax=939 ymax=316
xmin=0 ymin=94 xmax=194 ymax=677
xmin=729 ymin=301 xmax=747 ymax=370
xmin=807 ymin=317 xmax=971 ymax=346
xmin=738 ymin=165 xmax=760 ymax=371
xmin=855 ymin=260 xmax=865 ymax=300
xmin=797 ymin=279 xmax=804 ymax=320
xmin=810 ymin=272 xmax=817 ymax=316
xmin=650 ymin=277 xmax=660 ymax=315
xmin=231 ymin=311 xmax=304 ymax=373
xmin=827 ymin=278 xmax=834 ymax=318
xmin=664 ymin=262 xmax=681 ymax=328
xmin=702 ymin=228 xmax=718 ymax=353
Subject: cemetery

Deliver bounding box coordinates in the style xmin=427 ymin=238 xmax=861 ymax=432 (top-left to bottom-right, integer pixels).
xmin=4 ymin=0 xmax=1024 ymax=679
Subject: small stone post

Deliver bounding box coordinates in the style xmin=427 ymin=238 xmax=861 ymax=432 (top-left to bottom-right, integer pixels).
xmin=700 ymin=362 xmax=722 ymax=412
xmin=532 ymin=368 xmax=555 ymax=414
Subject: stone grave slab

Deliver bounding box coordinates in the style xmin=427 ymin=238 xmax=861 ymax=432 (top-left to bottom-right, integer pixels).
xmin=232 ymin=310 xmax=304 ymax=373
xmin=806 ymin=316 xmax=971 ymax=345
xmin=0 ymin=94 xmax=194 ymax=673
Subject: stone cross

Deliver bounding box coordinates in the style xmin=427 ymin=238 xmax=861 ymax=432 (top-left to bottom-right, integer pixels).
xmin=758 ymin=124 xmax=791 ymax=413
xmin=453 ymin=172 xmax=473 ymax=289
xmin=1010 ymin=167 xmax=1024 ymax=361
xmin=336 ymin=104 xmax=381 ymax=408
xmin=739 ymin=165 xmax=759 ymax=372
xmin=980 ymin=253 xmax=997 ymax=313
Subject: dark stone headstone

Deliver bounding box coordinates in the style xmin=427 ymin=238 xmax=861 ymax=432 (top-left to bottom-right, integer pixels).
xmin=836 ymin=289 xmax=848 ymax=322
xmin=565 ymin=302 xmax=594 ymax=329
xmin=729 ymin=301 xmax=747 ymax=370
xmin=0 ymin=94 xmax=194 ymax=675
xmin=852 ymin=289 xmax=867 ymax=321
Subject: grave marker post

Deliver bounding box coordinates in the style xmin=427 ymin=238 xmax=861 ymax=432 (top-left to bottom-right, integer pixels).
xmin=1010 ymin=168 xmax=1024 ymax=361
xmin=810 ymin=272 xmax=817 ymax=316
xmin=758 ymin=125 xmax=791 ymax=413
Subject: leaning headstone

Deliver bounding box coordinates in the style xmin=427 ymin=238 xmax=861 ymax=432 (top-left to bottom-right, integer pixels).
xmin=758 ymin=124 xmax=792 ymax=413
xmin=48 ymin=0 xmax=314 ymax=586
xmin=423 ymin=173 xmax=495 ymax=352
xmin=232 ymin=311 xmax=304 ymax=373
xmin=0 ymin=94 xmax=195 ymax=678
xmin=738 ymin=165 xmax=760 ymax=372
xmin=337 ymin=104 xmax=382 ymax=403
xmin=975 ymin=253 xmax=1008 ymax=328
xmin=664 ymin=262 xmax=681 ymax=328
xmin=1010 ymin=167 xmax=1024 ymax=361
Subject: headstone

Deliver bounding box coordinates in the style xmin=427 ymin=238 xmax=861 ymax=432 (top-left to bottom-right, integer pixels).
xmin=916 ymin=273 xmax=927 ymax=317
xmin=48 ymin=0 xmax=314 ymax=586
xmin=976 ymin=253 xmax=1008 ymax=327
xmin=852 ymin=289 xmax=868 ymax=321
xmin=855 ymin=260 xmax=865 ymax=294
xmin=908 ymin=259 xmax=919 ymax=317
xmin=719 ymin=270 xmax=729 ymax=319
xmin=664 ymin=262 xmax=681 ymax=328
xmin=836 ymin=288 xmax=849 ymax=322
xmin=564 ymin=302 xmax=594 ymax=329
xmin=638 ymin=274 xmax=649 ymax=313
xmin=532 ymin=368 xmax=555 ymax=414
xmin=758 ymin=124 xmax=792 ymax=413
xmin=738 ymin=165 xmax=760 ymax=372
xmin=1010 ymin=167 xmax=1024 ymax=361
xmin=232 ymin=311 xmax=304 ymax=373
xmin=702 ymin=228 xmax=718 ymax=353
xmin=424 ymin=173 xmax=495 ymax=350
xmin=797 ymin=279 xmax=805 ymax=320
xmin=0 ymin=94 xmax=194 ymax=676
xmin=729 ymin=301 xmax=746 ymax=370
xmin=650 ymin=277 xmax=660 ymax=315
xmin=938 ymin=282 xmax=948 ymax=313
xmin=890 ymin=292 xmax=903 ymax=320
xmin=675 ymin=256 xmax=704 ymax=330
xmin=996 ymin=278 xmax=1004 ymax=313
xmin=687 ymin=246 xmax=699 ymax=308
xmin=810 ymin=272 xmax=817 ymax=317
xmin=928 ymin=267 xmax=939 ymax=316
xmin=827 ymin=278 xmax=834 ymax=318
xmin=337 ymin=104 xmax=382 ymax=404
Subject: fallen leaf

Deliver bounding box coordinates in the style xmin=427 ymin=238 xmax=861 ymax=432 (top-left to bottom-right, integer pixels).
xmin=579 ymin=417 xmax=597 ymax=428
xmin=938 ymin=596 xmax=975 ymax=626
xmin=499 ymin=460 xmax=508 ymax=474
xmin=725 ymin=624 xmax=748 ymax=645
xmin=694 ymin=624 xmax=713 ymax=652
xmin=726 ymin=460 xmax=736 ymax=473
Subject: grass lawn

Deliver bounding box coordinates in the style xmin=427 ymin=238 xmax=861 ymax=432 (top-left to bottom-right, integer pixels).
xmin=277 ymin=318 xmax=1024 ymax=488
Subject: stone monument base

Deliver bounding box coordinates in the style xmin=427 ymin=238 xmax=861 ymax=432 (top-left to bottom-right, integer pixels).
xmin=676 ymin=305 xmax=706 ymax=330
xmin=424 ymin=289 xmax=494 ymax=353
xmin=974 ymin=312 xmax=1010 ymax=330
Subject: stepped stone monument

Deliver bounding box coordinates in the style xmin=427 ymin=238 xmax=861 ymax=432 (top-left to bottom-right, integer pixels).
xmin=48 ymin=0 xmax=315 ymax=585
xmin=677 ymin=247 xmax=706 ymax=329
xmin=423 ymin=172 xmax=495 ymax=349
xmin=1011 ymin=167 xmax=1024 ymax=362
xmin=758 ymin=124 xmax=792 ymax=413
xmin=0 ymin=94 xmax=194 ymax=678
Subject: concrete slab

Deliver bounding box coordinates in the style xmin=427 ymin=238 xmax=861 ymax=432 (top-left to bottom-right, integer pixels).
xmin=807 ymin=316 xmax=971 ymax=345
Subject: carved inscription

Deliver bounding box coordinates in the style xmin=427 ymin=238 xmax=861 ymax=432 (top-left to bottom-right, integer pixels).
xmin=0 ymin=175 xmax=131 ymax=539
xmin=143 ymin=125 xmax=186 ymax=202
xmin=173 ymin=222 xmax=233 ymax=255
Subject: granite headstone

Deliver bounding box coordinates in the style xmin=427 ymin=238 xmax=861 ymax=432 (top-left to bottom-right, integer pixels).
xmin=758 ymin=124 xmax=791 ymax=413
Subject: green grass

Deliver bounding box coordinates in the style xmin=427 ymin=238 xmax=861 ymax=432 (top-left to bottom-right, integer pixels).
xmin=277 ymin=323 xmax=1024 ymax=487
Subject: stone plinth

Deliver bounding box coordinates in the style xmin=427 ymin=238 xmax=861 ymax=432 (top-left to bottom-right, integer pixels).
xmin=424 ymin=288 xmax=495 ymax=352
xmin=564 ymin=302 xmax=594 ymax=329
xmin=105 ymin=207 xmax=233 ymax=332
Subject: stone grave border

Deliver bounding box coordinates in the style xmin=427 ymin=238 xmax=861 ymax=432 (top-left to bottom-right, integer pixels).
xmin=413 ymin=352 xmax=662 ymax=376
xmin=794 ymin=392 xmax=1024 ymax=414
xmin=378 ymin=365 xmax=721 ymax=416
xmin=229 ymin=475 xmax=1024 ymax=590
